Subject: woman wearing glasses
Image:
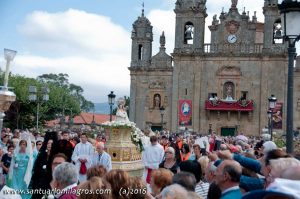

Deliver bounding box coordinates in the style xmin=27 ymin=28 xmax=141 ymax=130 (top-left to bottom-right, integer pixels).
xmin=159 ymin=147 xmax=179 ymax=174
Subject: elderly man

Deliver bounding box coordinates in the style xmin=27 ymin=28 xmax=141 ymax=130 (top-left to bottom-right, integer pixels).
xmin=71 ymin=133 xmax=94 ymax=182
xmin=142 ymin=135 xmax=164 ymax=185
xmin=214 ymin=160 xmax=242 ymax=199
xmin=91 ymin=142 xmax=112 ymax=171
xmin=160 ymin=184 xmax=188 ymax=199
xmin=50 ymin=162 xmax=78 ymax=199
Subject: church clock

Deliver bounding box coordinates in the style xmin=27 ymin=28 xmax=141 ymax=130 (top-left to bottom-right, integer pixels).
xmin=227 ymin=34 xmax=237 ymax=43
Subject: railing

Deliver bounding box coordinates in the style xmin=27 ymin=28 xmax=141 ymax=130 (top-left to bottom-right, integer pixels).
xmin=205 ymin=99 xmax=254 ymax=111
xmin=204 ymin=43 xmax=264 ymax=54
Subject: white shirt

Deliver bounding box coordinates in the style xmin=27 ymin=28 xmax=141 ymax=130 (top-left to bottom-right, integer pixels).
xmin=142 ymin=143 xmax=164 ymax=169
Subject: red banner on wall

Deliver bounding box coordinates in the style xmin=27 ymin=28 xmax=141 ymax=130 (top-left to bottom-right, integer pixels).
xmin=179 ymin=100 xmax=192 ymax=125
xmin=273 ymin=102 xmax=283 ymax=129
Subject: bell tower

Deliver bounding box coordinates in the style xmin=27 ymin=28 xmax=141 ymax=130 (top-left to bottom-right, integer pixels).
xmin=263 ymin=0 xmax=282 ymax=52
xmin=174 ymin=0 xmax=207 ymax=53
xmin=130 ymin=8 xmax=153 ymax=68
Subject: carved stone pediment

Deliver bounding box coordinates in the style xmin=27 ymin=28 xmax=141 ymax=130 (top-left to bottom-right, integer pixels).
xmin=225 ymin=20 xmax=240 ymax=34
xmin=149 ymin=81 xmax=166 ymax=89
xmin=216 ymin=66 xmax=242 ymax=76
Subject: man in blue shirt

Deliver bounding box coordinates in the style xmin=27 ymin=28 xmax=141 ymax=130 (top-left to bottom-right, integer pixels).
xmin=92 ymin=142 xmax=112 ymax=171
xmin=214 ymin=160 xmax=243 ymax=199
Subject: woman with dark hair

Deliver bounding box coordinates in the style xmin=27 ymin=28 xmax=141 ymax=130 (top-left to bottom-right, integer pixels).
xmin=29 ymin=131 xmax=59 ymax=199
xmin=180 ymin=143 xmax=191 ymax=161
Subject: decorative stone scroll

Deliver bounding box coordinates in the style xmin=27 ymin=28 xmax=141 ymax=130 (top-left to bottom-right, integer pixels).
xmin=149 ymin=81 xmax=166 ymax=89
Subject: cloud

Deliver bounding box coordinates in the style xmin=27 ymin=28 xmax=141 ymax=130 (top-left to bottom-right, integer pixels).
xmin=147 ymin=0 xmax=266 ymax=53
xmin=18 ymin=9 xmax=130 ymax=57
xmin=148 ymin=9 xmax=175 ymax=55
xmin=15 ymin=9 xmax=131 ymax=102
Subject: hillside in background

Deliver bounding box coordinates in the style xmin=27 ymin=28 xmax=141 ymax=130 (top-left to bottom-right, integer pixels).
xmin=91 ymin=103 xmax=117 ymax=114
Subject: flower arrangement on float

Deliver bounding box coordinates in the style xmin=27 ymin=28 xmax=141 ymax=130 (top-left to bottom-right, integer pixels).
xmin=102 ymin=120 xmax=145 ymax=152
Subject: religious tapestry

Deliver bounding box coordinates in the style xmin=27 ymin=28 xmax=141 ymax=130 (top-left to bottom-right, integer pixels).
xmin=273 ymin=102 xmax=283 ymax=129
xmin=179 ymin=100 xmax=192 ymax=125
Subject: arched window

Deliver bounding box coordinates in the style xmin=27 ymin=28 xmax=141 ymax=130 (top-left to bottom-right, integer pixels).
xmin=153 ymin=94 xmax=161 ymax=109
xmin=223 ymin=82 xmax=235 ymax=100
xmin=184 ymin=22 xmax=194 ymax=44
xmin=138 ymin=44 xmax=143 ymax=60
xmin=273 ymin=18 xmax=283 ymax=44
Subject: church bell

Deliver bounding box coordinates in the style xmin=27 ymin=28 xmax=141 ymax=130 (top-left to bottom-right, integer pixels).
xmin=185 ymin=31 xmax=193 ymax=40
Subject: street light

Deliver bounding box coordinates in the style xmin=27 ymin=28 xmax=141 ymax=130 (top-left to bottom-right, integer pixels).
xmin=29 ymin=86 xmax=49 ymax=131
xmin=0 ymin=49 xmax=17 ymax=130
xmin=3 ymin=49 xmax=17 ymax=90
xmin=108 ymin=91 xmax=116 ymax=122
xmin=160 ymin=106 xmax=165 ymax=130
xmin=267 ymin=109 xmax=273 ymax=140
xmin=268 ymin=94 xmax=277 ymax=141
xmin=278 ymin=0 xmax=300 ymax=153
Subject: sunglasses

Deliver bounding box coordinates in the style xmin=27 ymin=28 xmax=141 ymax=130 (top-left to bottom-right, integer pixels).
xmin=36 ymin=143 xmax=42 ymax=146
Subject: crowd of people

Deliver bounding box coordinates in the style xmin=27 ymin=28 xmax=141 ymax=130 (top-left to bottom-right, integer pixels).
xmin=0 ymin=127 xmax=299 ymax=199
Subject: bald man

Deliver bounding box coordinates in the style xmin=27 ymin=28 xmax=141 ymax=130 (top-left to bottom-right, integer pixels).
xmin=214 ymin=160 xmax=242 ymax=199
xmin=91 ymin=142 xmax=112 ymax=171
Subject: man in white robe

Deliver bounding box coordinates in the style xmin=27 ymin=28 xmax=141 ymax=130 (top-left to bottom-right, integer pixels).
xmin=71 ymin=133 xmax=94 ymax=182
xmin=142 ymin=135 xmax=164 ymax=189
xmin=91 ymin=142 xmax=112 ymax=171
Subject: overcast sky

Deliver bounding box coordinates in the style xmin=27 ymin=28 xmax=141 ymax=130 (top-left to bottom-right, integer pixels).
xmin=0 ymin=0 xmax=299 ymax=103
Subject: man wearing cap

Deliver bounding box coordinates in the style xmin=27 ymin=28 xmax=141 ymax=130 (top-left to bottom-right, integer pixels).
xmin=214 ymin=160 xmax=243 ymax=199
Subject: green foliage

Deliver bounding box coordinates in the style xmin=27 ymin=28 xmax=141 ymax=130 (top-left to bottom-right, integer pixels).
xmin=2 ymin=72 xmax=94 ymax=130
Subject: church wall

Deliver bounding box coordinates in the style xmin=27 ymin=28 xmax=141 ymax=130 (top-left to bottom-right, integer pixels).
xmin=131 ymin=70 xmax=173 ymax=131
xmin=172 ymin=55 xmax=289 ymax=136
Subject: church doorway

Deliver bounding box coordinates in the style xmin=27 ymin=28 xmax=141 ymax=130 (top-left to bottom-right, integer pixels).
xmin=221 ymin=127 xmax=236 ymax=136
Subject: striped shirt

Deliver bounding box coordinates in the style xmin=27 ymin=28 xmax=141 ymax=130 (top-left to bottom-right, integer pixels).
xmin=195 ymin=181 xmax=210 ymax=199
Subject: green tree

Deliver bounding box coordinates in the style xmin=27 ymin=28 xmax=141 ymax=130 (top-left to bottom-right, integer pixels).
xmin=2 ymin=73 xmax=93 ymax=130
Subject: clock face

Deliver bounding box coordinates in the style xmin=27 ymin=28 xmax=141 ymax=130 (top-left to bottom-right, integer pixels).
xmin=227 ymin=34 xmax=237 ymax=43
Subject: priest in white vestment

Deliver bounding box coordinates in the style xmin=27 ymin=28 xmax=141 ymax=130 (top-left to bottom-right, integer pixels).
xmin=71 ymin=133 xmax=94 ymax=182
xmin=142 ymin=135 xmax=164 ymax=189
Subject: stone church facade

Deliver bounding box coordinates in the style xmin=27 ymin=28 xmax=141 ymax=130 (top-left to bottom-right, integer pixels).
xmin=129 ymin=0 xmax=300 ymax=136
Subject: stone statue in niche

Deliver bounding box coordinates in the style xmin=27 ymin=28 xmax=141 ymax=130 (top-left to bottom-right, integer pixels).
xmin=225 ymin=84 xmax=234 ymax=101
xmin=154 ymin=94 xmax=161 ymax=109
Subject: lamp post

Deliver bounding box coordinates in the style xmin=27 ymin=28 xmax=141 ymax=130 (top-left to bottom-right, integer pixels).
xmin=278 ymin=0 xmax=300 ymax=153
xmin=29 ymin=86 xmax=49 ymax=131
xmin=160 ymin=106 xmax=165 ymax=130
xmin=268 ymin=94 xmax=277 ymax=141
xmin=267 ymin=109 xmax=273 ymax=140
xmin=108 ymin=91 xmax=116 ymax=122
xmin=0 ymin=49 xmax=17 ymax=130
xmin=208 ymin=123 xmax=212 ymax=134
